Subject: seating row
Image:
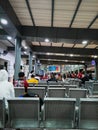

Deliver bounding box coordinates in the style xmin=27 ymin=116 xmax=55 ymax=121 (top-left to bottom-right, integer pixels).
xmin=85 ymin=81 xmax=98 ymax=96
xmin=34 ymin=80 xmax=70 ymax=86
xmin=0 ymin=98 xmax=98 ymax=129
xmin=14 ymin=87 xmax=87 ymax=99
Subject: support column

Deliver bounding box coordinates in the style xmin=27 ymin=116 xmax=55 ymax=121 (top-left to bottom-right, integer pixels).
xmin=34 ymin=59 xmax=38 ymax=75
xmin=78 ymin=65 xmax=80 ymax=73
xmin=95 ymin=60 xmax=98 ymax=80
xmin=84 ymin=64 xmax=87 ymax=75
xmin=14 ymin=37 xmax=21 ymax=80
xmin=29 ymin=51 xmax=33 ymax=72
xmin=60 ymin=65 xmax=62 ymax=73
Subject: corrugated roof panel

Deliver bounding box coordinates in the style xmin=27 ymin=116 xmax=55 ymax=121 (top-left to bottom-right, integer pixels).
xmin=32 ymin=42 xmax=40 ymax=46
xmin=90 ymin=19 xmax=98 ymax=29
xmin=72 ymin=12 xmax=97 ymax=28
xmin=63 ymin=43 xmax=74 ymax=47
xmin=86 ymin=44 xmax=98 ymax=49
xmin=41 ymin=42 xmax=51 ymax=46
xmin=9 ymin=0 xmax=32 ymax=25
xmin=52 ymin=42 xmax=62 ymax=47
xmin=74 ymin=44 xmax=85 ymax=48
xmin=79 ymin=0 xmax=98 ymax=12
xmin=55 ymin=0 xmax=78 ymax=10
xmin=29 ymin=0 xmax=51 ymax=9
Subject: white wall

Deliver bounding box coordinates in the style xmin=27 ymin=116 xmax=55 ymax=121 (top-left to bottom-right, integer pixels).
xmin=0 ymin=42 xmax=24 ymax=80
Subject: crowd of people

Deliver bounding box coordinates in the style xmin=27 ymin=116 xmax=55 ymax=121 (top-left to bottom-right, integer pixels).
xmin=14 ymin=70 xmax=93 ymax=88
xmin=0 ymin=69 xmax=93 ymax=105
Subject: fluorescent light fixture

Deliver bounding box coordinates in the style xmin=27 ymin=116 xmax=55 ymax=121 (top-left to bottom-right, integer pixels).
xmin=70 ymin=54 xmax=74 ymax=57
xmin=91 ymin=55 xmax=97 ymax=58
xmin=33 ymin=55 xmax=36 ymax=58
xmin=94 ymin=55 xmax=97 ymax=58
xmin=1 ymin=18 xmax=8 ymax=25
xmin=81 ymin=61 xmax=85 ymax=63
xmin=7 ymin=36 xmax=12 ymax=40
xmin=45 ymin=38 xmax=49 ymax=42
xmin=65 ymin=60 xmax=68 ymax=62
xmin=24 ymin=46 xmax=28 ymax=49
xmin=46 ymin=53 xmax=50 ymax=55
xmin=82 ymin=40 xmax=88 ymax=45
xmin=24 ymin=51 xmax=27 ymax=54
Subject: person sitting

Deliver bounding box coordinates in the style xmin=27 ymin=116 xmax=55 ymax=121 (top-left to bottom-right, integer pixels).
xmin=81 ymin=74 xmax=89 ymax=84
xmin=35 ymin=74 xmax=40 ymax=81
xmin=47 ymin=73 xmax=58 ymax=83
xmin=14 ymin=72 xmax=29 ymax=93
xmin=27 ymin=74 xmax=39 ymax=84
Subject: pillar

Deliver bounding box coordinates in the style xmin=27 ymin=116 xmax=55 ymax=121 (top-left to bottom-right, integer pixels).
xmin=95 ymin=60 xmax=98 ymax=80
xmin=29 ymin=51 xmax=33 ymax=72
xmin=34 ymin=59 xmax=38 ymax=75
xmin=14 ymin=37 xmax=21 ymax=80
xmin=84 ymin=64 xmax=87 ymax=75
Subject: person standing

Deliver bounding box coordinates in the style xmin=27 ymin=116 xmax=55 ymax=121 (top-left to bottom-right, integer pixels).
xmin=0 ymin=69 xmax=15 ymax=108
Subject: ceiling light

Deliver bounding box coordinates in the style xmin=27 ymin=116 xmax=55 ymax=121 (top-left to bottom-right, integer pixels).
xmin=70 ymin=54 xmax=74 ymax=57
xmin=91 ymin=55 xmax=97 ymax=58
xmin=81 ymin=61 xmax=85 ymax=63
xmin=93 ymin=55 xmax=97 ymax=58
xmin=45 ymin=38 xmax=49 ymax=42
xmin=7 ymin=36 xmax=12 ymax=40
xmin=1 ymin=18 xmax=8 ymax=25
xmin=33 ymin=55 xmax=36 ymax=58
xmin=24 ymin=51 xmax=27 ymax=54
xmin=65 ymin=60 xmax=68 ymax=62
xmin=24 ymin=46 xmax=28 ymax=49
xmin=46 ymin=53 xmax=50 ymax=55
xmin=82 ymin=40 xmax=88 ymax=45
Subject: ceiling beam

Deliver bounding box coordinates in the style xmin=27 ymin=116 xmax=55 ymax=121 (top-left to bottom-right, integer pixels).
xmin=0 ymin=29 xmax=15 ymax=45
xmin=51 ymin=0 xmax=55 ymax=27
xmin=25 ymin=0 xmax=35 ymax=26
xmin=22 ymin=26 xmax=98 ymax=40
xmin=25 ymin=58 xmax=84 ymax=65
xmin=37 ymin=54 xmax=93 ymax=62
xmin=40 ymin=60 xmax=84 ymax=65
xmin=87 ymin=14 xmax=98 ymax=28
xmin=0 ymin=29 xmax=7 ymax=35
xmin=69 ymin=0 xmax=82 ymax=28
xmin=32 ymin=46 xmax=98 ymax=56
xmin=0 ymin=0 xmax=21 ymax=37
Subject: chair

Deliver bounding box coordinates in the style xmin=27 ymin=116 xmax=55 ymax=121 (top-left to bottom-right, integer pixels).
xmin=8 ymin=98 xmax=40 ymax=128
xmin=79 ymin=98 xmax=98 ymax=129
xmin=85 ymin=81 xmax=94 ymax=95
xmin=47 ymin=81 xmax=59 ymax=85
xmin=92 ymin=83 xmax=98 ymax=95
xmin=43 ymin=98 xmax=76 ymax=129
xmin=68 ymin=88 xmax=87 ymax=98
xmin=64 ymin=85 xmax=78 ymax=96
xmin=14 ymin=87 xmax=24 ymax=97
xmin=0 ymin=98 xmax=5 ymax=128
xmin=28 ymin=87 xmax=45 ymax=99
xmin=47 ymin=87 xmax=66 ymax=98
xmin=48 ymin=85 xmax=63 ymax=87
